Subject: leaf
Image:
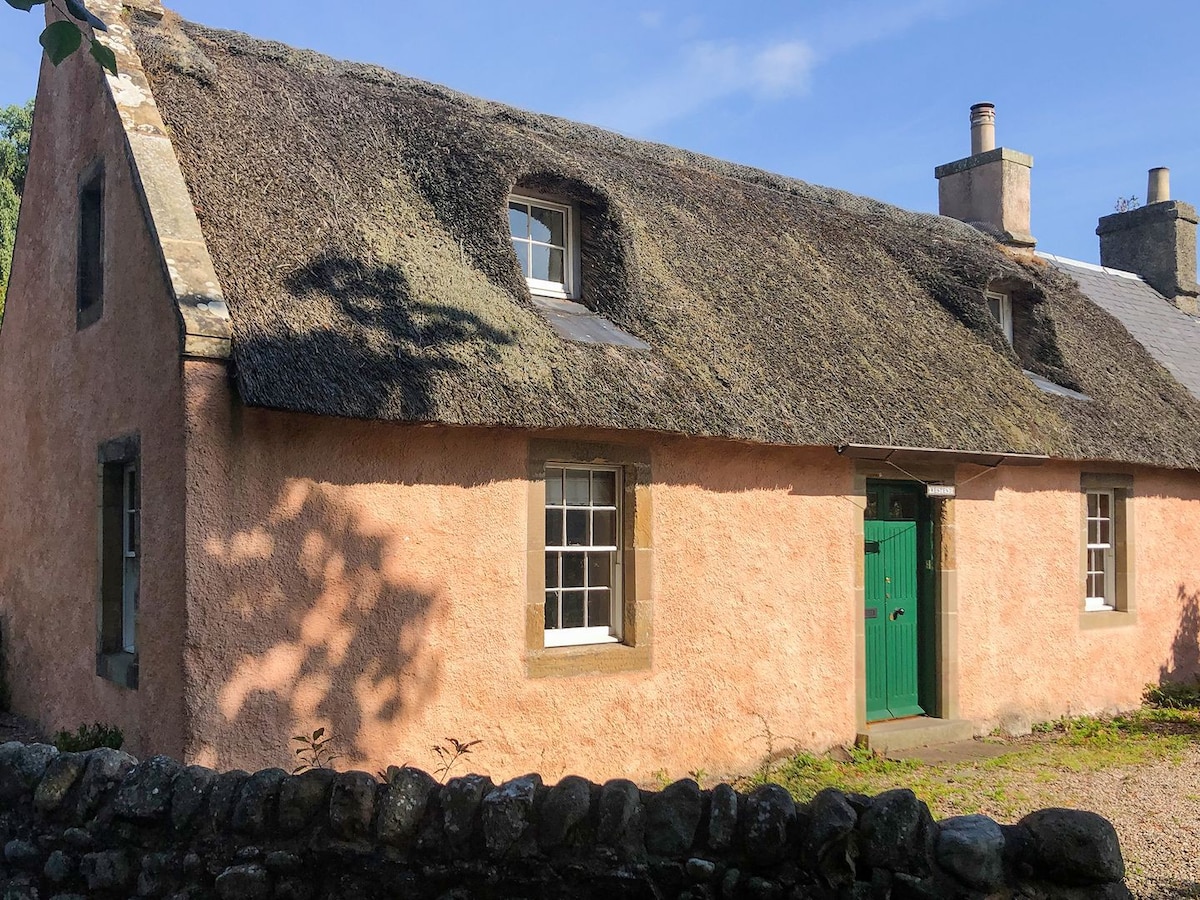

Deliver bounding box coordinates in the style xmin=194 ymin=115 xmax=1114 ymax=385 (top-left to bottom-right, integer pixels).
xmin=4 ymin=0 xmax=47 ymax=11
xmin=39 ymin=21 xmax=82 ymax=66
xmin=64 ymin=0 xmax=106 ymax=30
xmin=313 ymin=727 xmax=325 ymax=740
xmin=89 ymin=40 xmax=117 ymax=76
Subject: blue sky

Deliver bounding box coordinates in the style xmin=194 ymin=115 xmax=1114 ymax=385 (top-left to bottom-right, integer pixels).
xmin=2 ymin=0 xmax=1198 ymax=262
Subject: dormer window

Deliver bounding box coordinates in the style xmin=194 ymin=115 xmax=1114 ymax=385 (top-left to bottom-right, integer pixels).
xmin=986 ymin=290 xmax=1013 ymax=344
xmin=509 ymin=194 xmax=577 ymax=299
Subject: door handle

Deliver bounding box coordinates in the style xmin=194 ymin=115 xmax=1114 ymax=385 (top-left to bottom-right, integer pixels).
xmin=890 ymin=608 xmax=906 ymax=620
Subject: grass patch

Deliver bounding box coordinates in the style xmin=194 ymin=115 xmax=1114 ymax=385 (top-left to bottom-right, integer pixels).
xmin=742 ymin=706 xmax=1200 ymax=820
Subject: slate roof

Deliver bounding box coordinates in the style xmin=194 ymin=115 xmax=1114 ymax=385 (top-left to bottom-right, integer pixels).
xmin=1039 ymin=253 xmax=1200 ymax=401
xmin=124 ymin=11 xmax=1200 ymax=470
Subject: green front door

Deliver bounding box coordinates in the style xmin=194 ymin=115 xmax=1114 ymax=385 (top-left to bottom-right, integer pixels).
xmin=864 ymin=484 xmax=925 ymax=722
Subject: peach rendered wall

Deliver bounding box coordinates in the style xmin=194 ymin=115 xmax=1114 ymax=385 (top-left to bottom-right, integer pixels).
xmin=182 ymin=360 xmax=859 ymax=780
xmin=181 ymin=369 xmax=1200 ymax=781
xmin=0 ymin=56 xmax=187 ymax=753
xmin=954 ymin=462 xmax=1200 ymax=729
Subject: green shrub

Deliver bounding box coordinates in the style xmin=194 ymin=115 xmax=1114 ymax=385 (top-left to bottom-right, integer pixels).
xmin=0 ymin=616 xmax=10 ymax=712
xmin=53 ymin=722 xmax=124 ymax=752
xmin=1144 ymin=677 xmax=1200 ymax=710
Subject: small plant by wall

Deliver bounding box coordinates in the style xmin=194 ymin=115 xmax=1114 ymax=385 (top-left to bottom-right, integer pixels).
xmin=0 ymin=742 xmax=1130 ymax=899
xmin=0 ymin=616 xmax=10 ymax=712
xmin=51 ymin=722 xmax=123 ymax=752
xmin=1144 ymin=675 xmax=1200 ymax=710
xmin=290 ymin=727 xmax=339 ymax=774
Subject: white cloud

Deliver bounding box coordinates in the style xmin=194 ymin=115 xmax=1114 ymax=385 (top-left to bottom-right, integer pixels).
xmin=637 ymin=10 xmax=664 ymax=29
xmin=578 ymin=37 xmax=816 ymax=134
xmin=812 ymin=0 xmax=963 ymax=56
xmin=575 ymin=0 xmax=968 ymax=136
xmin=750 ymin=41 xmax=816 ymax=96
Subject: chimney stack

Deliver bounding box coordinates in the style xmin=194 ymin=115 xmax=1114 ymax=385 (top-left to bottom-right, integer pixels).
xmin=935 ymin=103 xmax=1035 ymax=248
xmin=1097 ymin=168 xmax=1199 ymax=315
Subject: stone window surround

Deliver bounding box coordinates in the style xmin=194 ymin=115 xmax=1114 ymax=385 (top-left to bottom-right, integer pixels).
xmin=526 ymin=439 xmax=652 ymax=678
xmin=96 ymin=433 xmax=140 ymax=689
xmin=1078 ymin=473 xmax=1137 ymax=629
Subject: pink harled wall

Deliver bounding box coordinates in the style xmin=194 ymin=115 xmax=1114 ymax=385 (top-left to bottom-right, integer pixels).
xmin=0 ymin=52 xmax=187 ymax=755
xmin=955 ymin=461 xmax=1200 ymax=729
xmin=181 ymin=359 xmax=1200 ymax=780
xmin=181 ymin=360 xmax=860 ymax=779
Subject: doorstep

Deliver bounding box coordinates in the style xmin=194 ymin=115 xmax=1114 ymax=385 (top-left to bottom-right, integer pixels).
xmin=856 ymin=717 xmax=975 ymax=754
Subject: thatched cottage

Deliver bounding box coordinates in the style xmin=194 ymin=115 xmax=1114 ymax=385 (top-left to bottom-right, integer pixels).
xmin=1 ymin=0 xmax=1198 ymax=778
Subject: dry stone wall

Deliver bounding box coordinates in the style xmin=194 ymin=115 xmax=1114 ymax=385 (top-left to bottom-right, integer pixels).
xmin=0 ymin=743 xmax=1130 ymax=899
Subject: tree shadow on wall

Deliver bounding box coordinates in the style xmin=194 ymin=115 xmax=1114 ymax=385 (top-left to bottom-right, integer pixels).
xmin=1157 ymin=585 xmax=1200 ymax=687
xmin=196 ymin=476 xmax=445 ymax=772
xmin=231 ymin=254 xmax=516 ymax=422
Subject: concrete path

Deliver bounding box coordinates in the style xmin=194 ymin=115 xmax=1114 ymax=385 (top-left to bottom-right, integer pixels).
xmin=884 ymin=738 xmax=1013 ymax=765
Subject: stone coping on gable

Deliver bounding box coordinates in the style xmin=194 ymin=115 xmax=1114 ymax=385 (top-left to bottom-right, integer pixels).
xmin=82 ymin=0 xmax=232 ymax=360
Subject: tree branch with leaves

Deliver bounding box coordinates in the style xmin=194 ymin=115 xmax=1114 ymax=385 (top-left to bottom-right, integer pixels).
xmin=6 ymin=0 xmax=117 ymax=75
xmin=0 ymin=100 xmax=33 ymax=318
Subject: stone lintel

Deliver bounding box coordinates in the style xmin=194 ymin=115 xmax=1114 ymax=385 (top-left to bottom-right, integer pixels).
xmin=934 ymin=147 xmax=1034 ymax=180
xmin=1096 ymin=200 xmax=1199 ymax=235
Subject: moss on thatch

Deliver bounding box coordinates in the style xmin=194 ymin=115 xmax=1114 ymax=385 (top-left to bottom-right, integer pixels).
xmin=130 ymin=12 xmax=1200 ymax=469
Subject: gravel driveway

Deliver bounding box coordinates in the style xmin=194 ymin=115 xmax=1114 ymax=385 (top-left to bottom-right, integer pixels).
xmin=1025 ymin=745 xmax=1200 ymax=899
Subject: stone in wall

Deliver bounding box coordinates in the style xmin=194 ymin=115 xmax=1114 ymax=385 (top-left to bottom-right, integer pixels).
xmin=0 ymin=743 xmax=1130 ymax=899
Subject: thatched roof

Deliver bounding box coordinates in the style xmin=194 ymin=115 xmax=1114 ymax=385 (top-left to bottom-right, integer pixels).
xmin=130 ymin=12 xmax=1200 ymax=469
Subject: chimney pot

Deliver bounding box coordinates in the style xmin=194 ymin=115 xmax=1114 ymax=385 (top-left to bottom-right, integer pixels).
xmin=1148 ymin=167 xmax=1170 ymax=204
xmin=970 ymin=102 xmax=996 ymax=155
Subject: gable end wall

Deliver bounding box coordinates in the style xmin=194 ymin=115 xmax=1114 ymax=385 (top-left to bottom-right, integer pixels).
xmin=0 ymin=31 xmax=188 ymax=755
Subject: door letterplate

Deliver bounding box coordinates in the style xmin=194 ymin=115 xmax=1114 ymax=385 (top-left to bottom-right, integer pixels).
xmin=864 ymin=608 xmax=878 ymax=619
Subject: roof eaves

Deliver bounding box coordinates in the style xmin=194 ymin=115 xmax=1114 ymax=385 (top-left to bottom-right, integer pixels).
xmin=837 ymin=444 xmax=1050 ymax=468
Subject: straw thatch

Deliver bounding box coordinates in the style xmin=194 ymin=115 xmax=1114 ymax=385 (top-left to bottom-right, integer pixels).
xmin=130 ymin=12 xmax=1200 ymax=469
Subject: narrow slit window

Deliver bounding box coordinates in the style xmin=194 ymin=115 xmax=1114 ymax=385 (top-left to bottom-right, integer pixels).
xmin=1085 ymin=489 xmax=1115 ymax=611
xmin=97 ymin=435 xmax=140 ymax=689
xmin=121 ymin=462 xmax=140 ymax=653
xmin=77 ymin=167 xmax=105 ymax=328
xmin=544 ymin=464 xmax=622 ymax=647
